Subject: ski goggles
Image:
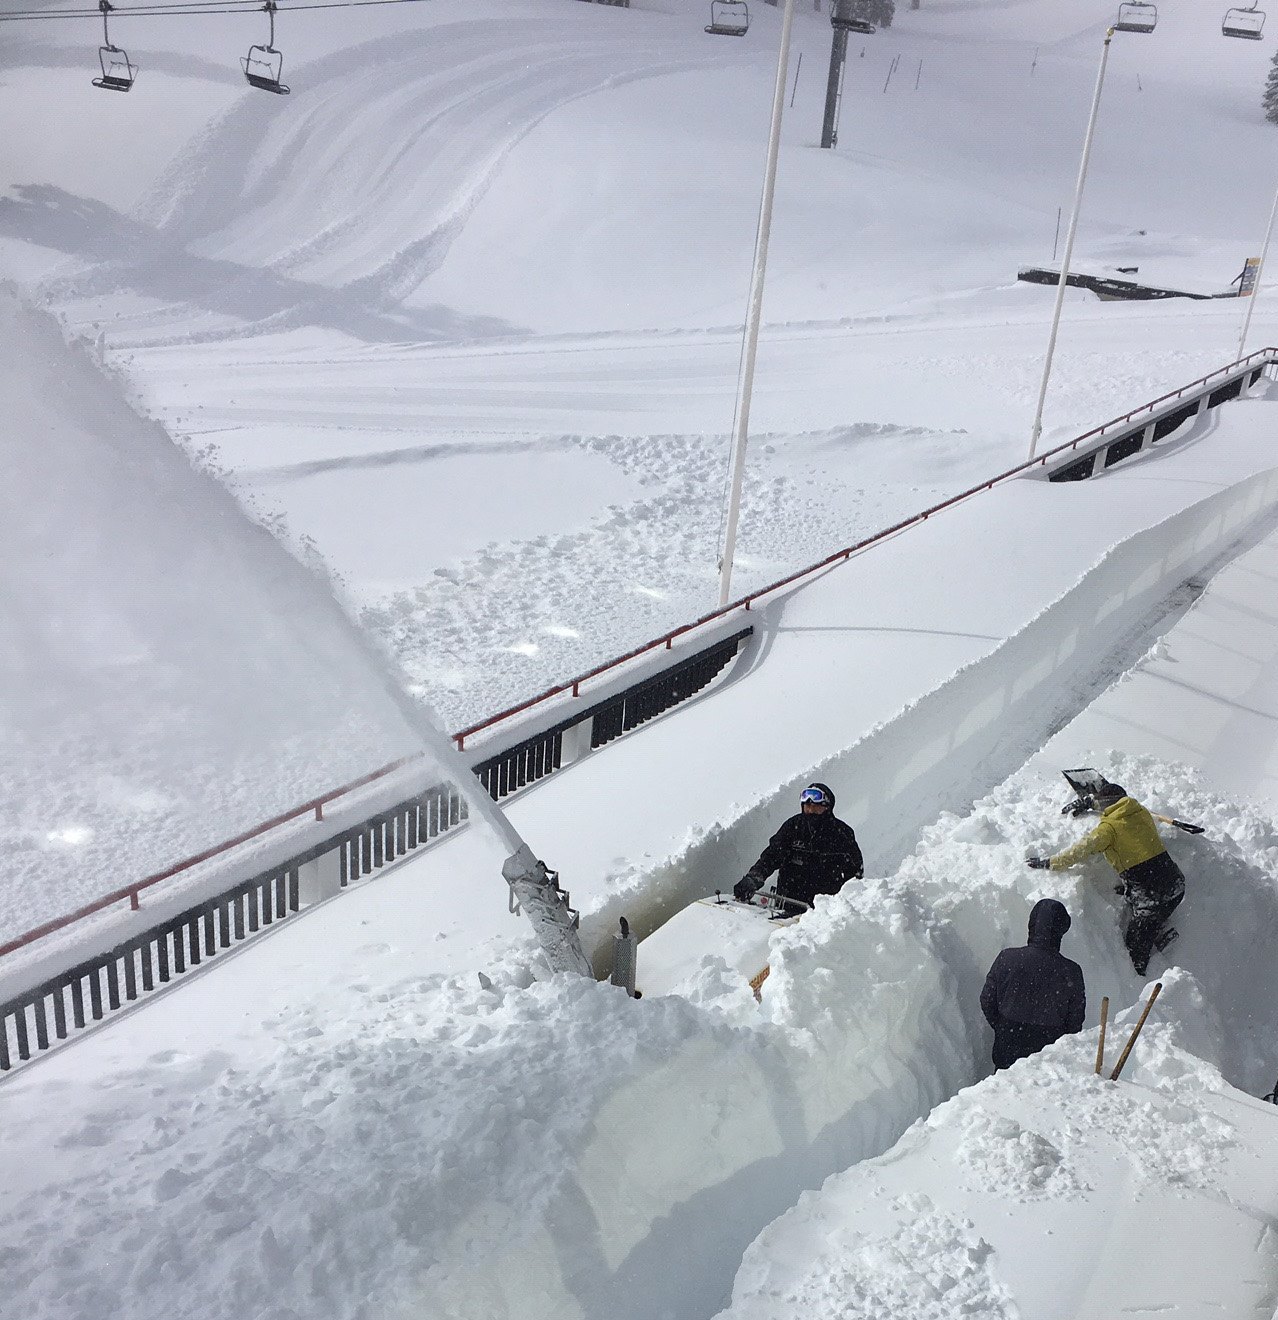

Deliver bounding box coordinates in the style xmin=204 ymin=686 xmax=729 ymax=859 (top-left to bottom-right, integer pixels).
xmin=800 ymin=786 xmax=829 ymax=806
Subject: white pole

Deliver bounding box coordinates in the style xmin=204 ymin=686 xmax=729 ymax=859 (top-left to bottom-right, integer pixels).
xmin=1238 ymin=179 xmax=1278 ymax=360
xmin=1028 ymin=28 xmax=1114 ymax=461
xmin=718 ymin=0 xmax=798 ymax=608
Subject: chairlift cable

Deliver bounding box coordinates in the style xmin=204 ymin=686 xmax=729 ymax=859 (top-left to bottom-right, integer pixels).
xmin=0 ymin=0 xmax=431 ymax=20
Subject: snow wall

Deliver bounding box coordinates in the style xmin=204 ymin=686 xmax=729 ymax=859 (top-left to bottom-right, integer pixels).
xmin=424 ymin=466 xmax=1278 ymax=1320
xmin=579 ymin=458 xmax=1278 ymax=957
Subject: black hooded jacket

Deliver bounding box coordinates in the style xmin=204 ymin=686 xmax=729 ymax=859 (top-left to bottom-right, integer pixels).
xmin=747 ymin=782 xmax=863 ymax=908
xmin=980 ymin=899 xmax=1086 ymax=1036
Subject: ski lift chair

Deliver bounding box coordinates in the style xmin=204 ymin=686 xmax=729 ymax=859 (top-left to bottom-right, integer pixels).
xmin=1222 ymin=6 xmax=1266 ymax=38
xmin=706 ymin=0 xmax=749 ymax=36
xmin=94 ymin=43 xmax=136 ymax=91
xmin=92 ymin=0 xmax=135 ymax=91
xmin=242 ymin=0 xmax=290 ymax=93
xmin=1114 ymin=0 xmax=1157 ymax=32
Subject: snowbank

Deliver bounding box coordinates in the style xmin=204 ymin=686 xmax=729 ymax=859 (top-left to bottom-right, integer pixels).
xmin=718 ymin=971 xmax=1278 ymax=1320
xmin=5 ymin=759 xmax=1277 ymax=1320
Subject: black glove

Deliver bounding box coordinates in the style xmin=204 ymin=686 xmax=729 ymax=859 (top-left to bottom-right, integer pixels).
xmin=733 ymin=877 xmax=759 ymax=903
xmin=1026 ymin=857 xmax=1051 ymax=870
xmin=1062 ymin=795 xmax=1093 ymax=817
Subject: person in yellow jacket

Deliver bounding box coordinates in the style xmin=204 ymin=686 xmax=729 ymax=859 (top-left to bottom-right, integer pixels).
xmin=1026 ymin=779 xmax=1184 ymax=976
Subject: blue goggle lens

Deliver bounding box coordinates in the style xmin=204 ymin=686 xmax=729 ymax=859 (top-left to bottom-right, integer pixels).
xmin=800 ymin=788 xmax=827 ymax=805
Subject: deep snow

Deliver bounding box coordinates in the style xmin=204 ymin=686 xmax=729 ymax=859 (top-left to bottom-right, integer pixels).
xmin=5 ymin=0 xmax=1278 ymax=1317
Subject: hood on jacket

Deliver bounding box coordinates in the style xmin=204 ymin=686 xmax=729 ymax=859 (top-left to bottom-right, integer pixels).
xmin=1101 ymin=795 xmax=1140 ymax=823
xmin=1027 ymin=897 xmax=1072 ymax=951
xmin=806 ymin=781 xmax=837 ymax=811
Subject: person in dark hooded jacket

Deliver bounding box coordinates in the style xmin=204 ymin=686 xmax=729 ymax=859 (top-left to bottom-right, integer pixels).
xmin=733 ymin=782 xmax=863 ymax=911
xmin=980 ymin=898 xmax=1086 ymax=1070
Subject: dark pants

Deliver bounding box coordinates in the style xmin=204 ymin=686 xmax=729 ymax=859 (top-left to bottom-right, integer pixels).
xmin=1120 ymin=853 xmax=1186 ymax=976
xmin=992 ymin=1020 xmax=1061 ymax=1071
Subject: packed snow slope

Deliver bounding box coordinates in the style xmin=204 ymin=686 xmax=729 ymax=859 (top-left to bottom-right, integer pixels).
xmin=6 ymin=0 xmax=1278 ymax=730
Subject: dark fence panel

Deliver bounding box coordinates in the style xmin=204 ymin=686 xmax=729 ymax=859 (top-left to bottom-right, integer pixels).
xmin=0 ymin=629 xmax=752 ymax=1070
xmin=590 ymin=629 xmax=751 ymax=752
xmin=1050 ymin=365 xmax=1268 ymax=484
xmin=1103 ymin=431 xmax=1144 ymax=468
xmin=1151 ymin=400 xmax=1199 ymax=441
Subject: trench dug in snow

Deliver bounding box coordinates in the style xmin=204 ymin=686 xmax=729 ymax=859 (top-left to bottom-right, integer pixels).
xmin=423 ymin=469 xmax=1278 ymax=1320
xmin=14 ymin=467 xmax=1278 ymax=1320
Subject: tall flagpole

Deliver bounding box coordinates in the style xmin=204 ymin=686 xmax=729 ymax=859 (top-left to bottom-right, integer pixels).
xmin=718 ymin=0 xmax=798 ymax=607
xmin=1028 ymin=27 xmax=1114 ymax=461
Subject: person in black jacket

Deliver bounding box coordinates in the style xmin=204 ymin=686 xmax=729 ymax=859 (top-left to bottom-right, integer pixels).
xmin=733 ymin=782 xmax=863 ymax=911
xmin=980 ymin=898 xmax=1086 ymax=1070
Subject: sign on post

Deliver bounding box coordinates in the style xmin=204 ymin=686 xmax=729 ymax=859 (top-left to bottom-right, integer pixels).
xmin=1238 ymin=256 xmax=1262 ymax=297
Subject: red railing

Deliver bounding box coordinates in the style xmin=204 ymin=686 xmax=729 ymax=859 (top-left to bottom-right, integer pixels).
xmin=7 ymin=349 xmax=1272 ymax=963
xmin=454 ymin=348 xmax=1277 ymax=746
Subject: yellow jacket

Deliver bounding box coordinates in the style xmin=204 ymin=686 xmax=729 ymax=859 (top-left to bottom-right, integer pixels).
xmin=1050 ymin=796 xmax=1167 ymax=875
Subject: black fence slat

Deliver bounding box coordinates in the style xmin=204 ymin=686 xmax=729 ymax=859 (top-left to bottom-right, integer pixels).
xmin=0 ymin=1017 xmax=10 ymax=1071
xmin=32 ymin=996 xmax=49 ymax=1052
xmin=287 ymin=869 xmax=300 ymax=912
xmin=106 ymin=959 xmax=121 ymax=1011
xmin=88 ymin=967 xmax=104 ymax=1020
xmin=14 ymin=1008 xmax=30 ymax=1062
xmin=122 ymin=948 xmax=138 ymax=1002
xmin=53 ymin=982 xmax=69 ymax=1037
xmin=157 ymin=935 xmax=171 ymax=985
xmin=203 ymin=910 xmax=217 ymax=957
xmin=71 ymin=976 xmax=87 ymax=1028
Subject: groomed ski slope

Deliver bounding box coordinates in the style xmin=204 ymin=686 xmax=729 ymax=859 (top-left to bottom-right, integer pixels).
xmin=5 ymin=0 xmax=1278 ymax=730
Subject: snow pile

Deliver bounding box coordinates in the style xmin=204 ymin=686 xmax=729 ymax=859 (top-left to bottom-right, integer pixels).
xmin=0 ymin=286 xmax=438 ymax=942
xmin=718 ymin=973 xmax=1278 ymax=1319
xmin=4 ymin=757 xmax=1277 ymax=1319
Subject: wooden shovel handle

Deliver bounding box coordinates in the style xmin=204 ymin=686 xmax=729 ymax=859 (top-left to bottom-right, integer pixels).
xmin=1110 ymin=982 xmax=1162 ymax=1081
xmin=1094 ymin=996 xmax=1109 ymax=1076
